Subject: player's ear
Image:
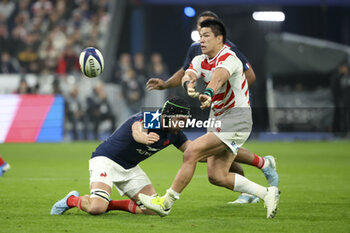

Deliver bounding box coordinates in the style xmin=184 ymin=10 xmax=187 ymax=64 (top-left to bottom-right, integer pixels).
xmin=217 ymin=35 xmax=223 ymax=43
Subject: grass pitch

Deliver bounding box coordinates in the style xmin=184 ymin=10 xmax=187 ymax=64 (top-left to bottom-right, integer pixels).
xmin=0 ymin=141 xmax=349 ymax=233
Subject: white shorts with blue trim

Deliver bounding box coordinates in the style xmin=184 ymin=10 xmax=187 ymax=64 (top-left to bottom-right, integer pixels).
xmin=89 ymin=156 xmax=152 ymax=198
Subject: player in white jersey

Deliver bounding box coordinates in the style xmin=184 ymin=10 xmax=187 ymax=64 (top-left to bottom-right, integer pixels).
xmin=139 ymin=19 xmax=280 ymax=219
xmin=146 ymin=11 xmax=279 ymax=205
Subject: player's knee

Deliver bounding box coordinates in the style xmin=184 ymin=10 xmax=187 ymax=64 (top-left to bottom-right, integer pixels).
xmin=183 ymin=146 xmax=201 ymax=164
xmin=87 ymin=189 xmax=110 ymax=215
xmin=208 ymin=173 xmax=225 ymax=186
xmin=87 ymin=204 xmax=107 ymax=215
xmin=229 ymin=162 xmax=244 ymax=176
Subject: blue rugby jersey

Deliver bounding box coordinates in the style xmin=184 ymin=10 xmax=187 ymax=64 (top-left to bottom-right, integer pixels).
xmin=91 ymin=112 xmax=188 ymax=169
xmin=182 ymin=40 xmax=250 ymax=71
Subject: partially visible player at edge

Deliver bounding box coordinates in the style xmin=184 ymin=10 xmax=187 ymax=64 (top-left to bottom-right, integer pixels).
xmin=146 ymin=11 xmax=278 ymax=204
xmin=0 ymin=156 xmax=10 ymax=177
xmin=139 ymin=19 xmax=280 ymax=218
xmin=51 ymin=97 xmax=193 ymax=216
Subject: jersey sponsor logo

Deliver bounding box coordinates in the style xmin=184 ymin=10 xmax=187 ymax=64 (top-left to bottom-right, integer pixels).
xmin=143 ymin=110 xmax=161 ymax=129
xmin=146 ymin=146 xmax=160 ymax=152
xmin=100 ymin=172 xmax=107 ymax=177
xmin=136 ymin=149 xmax=153 ymax=157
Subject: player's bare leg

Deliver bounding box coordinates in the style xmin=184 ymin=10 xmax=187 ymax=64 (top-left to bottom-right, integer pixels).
xmin=128 ymin=184 xmax=158 ymax=215
xmin=235 ymin=147 xmax=254 ymax=164
xmin=52 ymin=182 xmax=142 ymax=215
xmin=207 ymin=149 xmax=236 ymax=190
xmin=207 ymin=147 xmax=280 ymax=218
xmin=139 ymin=133 xmax=280 ymax=218
xmin=50 ymin=182 xmax=111 ymax=215
xmin=229 ymin=161 xmax=244 ymax=176
xmin=229 ymin=148 xmax=277 ymax=204
xmin=140 ymin=133 xmax=227 ymax=210
xmin=170 ymin=132 xmax=227 ymax=194
xmin=211 ymin=151 xmax=259 ymax=204
xmin=138 ymin=132 xmax=226 ymax=217
xmin=69 ymin=182 xmax=154 ymax=214
xmin=79 ymin=182 xmax=111 ymax=214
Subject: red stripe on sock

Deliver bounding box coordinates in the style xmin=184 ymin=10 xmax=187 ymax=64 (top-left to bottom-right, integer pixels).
xmin=251 ymin=154 xmax=265 ymax=169
xmin=107 ymin=200 xmax=137 ymax=214
xmin=67 ymin=195 xmax=82 ymax=209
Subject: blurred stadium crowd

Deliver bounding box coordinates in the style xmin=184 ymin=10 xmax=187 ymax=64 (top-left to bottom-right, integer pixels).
xmin=0 ymin=0 xmax=171 ymax=140
xmin=0 ymin=0 xmax=110 ymax=74
xmin=1 ymin=0 xmax=349 ymax=140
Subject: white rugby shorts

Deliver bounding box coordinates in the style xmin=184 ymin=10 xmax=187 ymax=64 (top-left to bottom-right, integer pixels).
xmin=208 ymin=107 xmax=252 ymax=155
xmin=89 ymin=156 xmax=152 ymax=198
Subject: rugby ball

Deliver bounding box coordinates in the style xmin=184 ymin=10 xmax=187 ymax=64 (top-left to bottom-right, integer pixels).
xmin=79 ymin=47 xmax=104 ymax=78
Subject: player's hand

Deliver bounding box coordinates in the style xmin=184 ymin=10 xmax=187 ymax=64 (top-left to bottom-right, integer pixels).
xmin=199 ymin=94 xmax=212 ymax=109
xmin=187 ymin=87 xmax=200 ymax=98
xmin=146 ymin=78 xmax=166 ymax=90
xmin=145 ymin=132 xmax=160 ymax=145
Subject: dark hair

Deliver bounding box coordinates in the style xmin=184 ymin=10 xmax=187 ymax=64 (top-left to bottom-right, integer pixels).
xmin=197 ymin=11 xmax=219 ymax=22
xmin=200 ymin=19 xmax=226 ymax=43
xmin=161 ymin=97 xmax=190 ymax=116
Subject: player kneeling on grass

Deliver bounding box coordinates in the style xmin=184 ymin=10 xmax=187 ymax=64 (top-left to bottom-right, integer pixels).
xmin=138 ymin=19 xmax=280 ymax=219
xmin=51 ymin=97 xmax=193 ymax=215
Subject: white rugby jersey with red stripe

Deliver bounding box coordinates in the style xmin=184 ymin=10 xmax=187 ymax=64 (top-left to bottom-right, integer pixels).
xmin=187 ymin=45 xmax=250 ymax=117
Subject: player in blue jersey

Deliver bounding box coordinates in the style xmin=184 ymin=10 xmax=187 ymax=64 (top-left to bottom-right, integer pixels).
xmin=51 ymin=97 xmax=192 ymax=216
xmin=146 ymin=11 xmax=278 ymax=204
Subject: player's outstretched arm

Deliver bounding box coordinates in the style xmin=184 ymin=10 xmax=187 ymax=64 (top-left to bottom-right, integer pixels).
xmin=146 ymin=68 xmax=185 ymax=90
xmin=132 ymin=121 xmax=160 ymax=145
xmin=206 ymin=67 xmax=230 ymax=93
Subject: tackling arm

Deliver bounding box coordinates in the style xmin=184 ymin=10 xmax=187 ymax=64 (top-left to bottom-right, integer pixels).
xmin=131 ymin=121 xmax=160 ymax=145
xmin=165 ymin=68 xmax=185 ymax=88
xmin=146 ymin=68 xmax=185 ymax=90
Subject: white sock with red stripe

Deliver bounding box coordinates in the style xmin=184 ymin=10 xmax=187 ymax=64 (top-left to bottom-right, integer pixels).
xmin=251 ymin=154 xmax=269 ymax=169
xmin=233 ymin=174 xmax=267 ymax=199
